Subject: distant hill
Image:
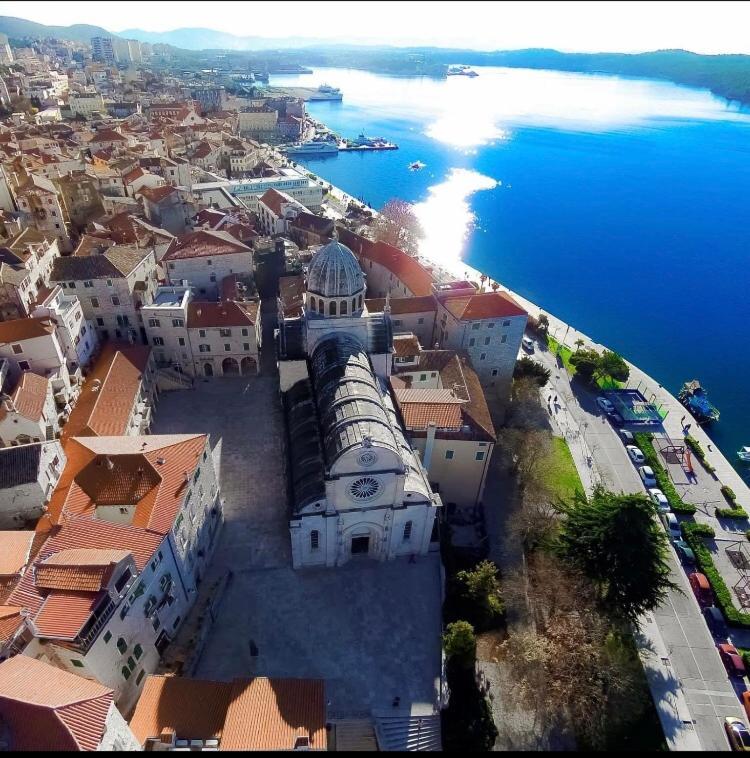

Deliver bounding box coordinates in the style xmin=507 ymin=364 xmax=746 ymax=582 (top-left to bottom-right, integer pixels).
xmin=119 ymin=27 xmax=332 ymax=51
xmin=0 ymin=15 xmax=120 ymax=44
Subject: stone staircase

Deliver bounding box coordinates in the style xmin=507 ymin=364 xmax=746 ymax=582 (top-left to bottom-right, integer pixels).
xmin=372 ymin=710 xmax=442 ymax=752
xmin=331 ymin=719 xmax=379 ymax=751
xmin=156 ymin=366 xmax=194 ymax=392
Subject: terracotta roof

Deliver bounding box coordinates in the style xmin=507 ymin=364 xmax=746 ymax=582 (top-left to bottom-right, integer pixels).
xmin=187 ymin=300 xmax=256 ymax=328
xmin=122 ymin=166 xmax=145 ymax=185
xmin=366 ymin=295 xmax=437 ymax=315
xmin=279 ymin=274 xmax=306 ymax=318
xmin=441 ymin=291 xmax=527 ymax=321
xmin=89 ymin=129 xmax=126 ymax=143
xmin=394 ymin=388 xmax=464 ymax=430
xmin=33 ymin=590 xmax=102 ymax=639
xmin=130 ymin=676 xmax=327 ymax=751
xmin=61 ymin=343 xmax=151 ymax=442
xmin=0 ymin=532 xmax=35 ymax=576
xmin=192 ymin=141 xmax=214 ymax=160
xmin=34 ymin=549 xmax=129 ymax=592
xmin=221 ymin=678 xmax=327 ymax=751
xmin=337 ymin=228 xmax=435 ymax=296
xmin=0 ymin=606 xmax=25 ymax=643
xmin=163 ymin=230 xmax=252 ymax=261
xmin=259 ymin=188 xmax=300 ymax=217
xmin=0 ymin=655 xmax=113 ymax=751
xmin=0 ymin=317 xmax=54 ymax=344
xmin=129 ymin=676 xmax=234 ymax=744
xmin=43 ymin=435 xmax=206 ymax=535
xmin=392 ymin=334 xmax=420 ymax=358
xmin=0 ymin=371 xmax=49 ymax=423
xmin=290 ymin=211 xmax=334 ymax=236
xmin=51 ymin=245 xmax=152 ymax=281
xmin=137 ymin=184 xmax=178 ymax=204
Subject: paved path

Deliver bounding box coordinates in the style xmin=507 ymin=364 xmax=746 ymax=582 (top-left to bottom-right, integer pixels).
xmin=532 ymin=340 xmax=744 ymax=752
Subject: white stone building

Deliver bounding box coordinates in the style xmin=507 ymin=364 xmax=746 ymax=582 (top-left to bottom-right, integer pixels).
xmin=256 ymin=188 xmax=307 ymax=236
xmin=0 ymin=371 xmax=60 ymax=447
xmin=14 ymin=174 xmax=72 ymax=252
xmin=0 ymin=441 xmax=65 ymax=527
xmin=278 ymin=240 xmax=441 ymax=568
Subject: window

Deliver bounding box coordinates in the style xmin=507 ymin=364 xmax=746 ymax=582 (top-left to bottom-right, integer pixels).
xmin=329 ymin=301 xmax=337 ymax=316
xmin=418 ymin=317 xmax=424 ymax=324
xmin=11 ymin=344 xmax=22 ymax=354
xmin=136 ymin=669 xmax=146 ymax=685
xmin=96 ymin=317 xmax=104 ymax=326
xmin=206 ymin=259 xmax=212 ymax=265
xmin=310 ymin=530 xmax=319 ymax=550
xmin=468 ymin=338 xmax=475 ymax=347
xmin=172 ymin=616 xmax=181 ymax=630
xmin=121 ymin=667 xmax=131 ymax=681
xmin=501 ymin=335 xmax=507 ymax=343
xmin=209 ymin=273 xmax=217 ymax=283
xmin=178 ymin=337 xmax=185 ymax=346
xmin=393 ymin=318 xmax=402 ymax=327
xmin=168 ymin=263 xmax=175 ymax=270
xmin=476 ymin=451 xmax=486 ymax=461
xmin=83 ymin=280 xmax=93 ymax=288
xmin=340 ymin=300 xmax=348 ymax=315
xmin=199 ymin=344 xmax=210 ymax=353
xmin=419 ymin=374 xmax=427 ymax=381
xmin=69 ymin=282 xmax=76 ymax=289
xmin=480 ymin=353 xmax=486 ymax=361
xmin=491 ymin=369 xmax=498 ymax=377
xmin=90 ymin=297 xmax=99 ymax=308
xmin=219 ymin=328 xmax=231 ymax=337
xmin=488 ymin=322 xmax=495 ymax=328
xmin=111 ymin=296 xmax=120 ymax=306
xmin=127 ymin=656 xmax=136 ymax=671
xmin=503 ymin=320 xmax=510 ymax=326
xmin=472 ymin=323 xmax=480 ymax=330
xmin=484 ymin=337 xmax=491 ymax=345
xmin=403 ymin=521 xmax=413 ymax=541
xmin=153 ymin=337 xmax=164 ymax=346
xmin=152 ymin=616 xmax=160 ymax=631
xmin=148 ymin=318 xmax=160 ymax=328
xmin=172 ymin=318 xmax=184 ymax=327
xmin=116 ymin=637 xmax=127 ymax=654
xmin=445 ymin=450 xmax=455 ymax=460
xmin=71 ymin=659 xmax=84 ymax=668
xmin=18 ymin=361 xmax=30 ymax=371
xmin=243 ymin=343 xmax=250 ymax=351
xmin=199 ymin=329 xmax=206 ymax=338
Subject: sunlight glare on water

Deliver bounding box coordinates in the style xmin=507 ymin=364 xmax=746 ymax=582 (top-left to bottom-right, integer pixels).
xmin=413 ymin=168 xmax=499 ymax=270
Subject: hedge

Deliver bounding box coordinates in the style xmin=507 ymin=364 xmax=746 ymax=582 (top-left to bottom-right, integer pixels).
xmin=722 ymin=485 xmax=738 ymax=506
xmin=684 ymin=435 xmax=716 ymax=474
xmin=634 ymin=433 xmax=697 ymax=515
xmin=715 ymin=506 xmax=749 ymax=520
xmin=681 ymin=522 xmax=750 ymax=627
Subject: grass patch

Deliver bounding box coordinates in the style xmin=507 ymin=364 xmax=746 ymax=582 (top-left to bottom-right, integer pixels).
xmin=539 ymin=436 xmax=585 ymax=502
xmin=546 ymin=334 xmax=576 ymax=374
xmin=681 ymin=522 xmax=750 ymax=627
xmin=634 ymin=433 xmax=696 ymax=515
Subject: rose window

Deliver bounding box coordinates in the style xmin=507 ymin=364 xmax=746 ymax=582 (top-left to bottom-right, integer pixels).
xmin=348 ymin=477 xmax=381 ymax=501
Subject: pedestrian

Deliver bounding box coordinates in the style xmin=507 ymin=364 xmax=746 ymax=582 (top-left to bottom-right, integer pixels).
xmin=708 ymin=444 xmax=713 ymax=451
xmin=554 ymin=395 xmax=558 ymax=403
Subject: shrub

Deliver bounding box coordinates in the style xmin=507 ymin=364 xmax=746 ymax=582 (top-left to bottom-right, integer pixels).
xmin=682 ymin=522 xmax=750 ymax=627
xmin=722 ymin=485 xmax=738 ymax=505
xmin=443 ymin=621 xmax=477 ymax=666
xmin=684 ymin=435 xmax=716 ymax=473
xmin=634 ymin=433 xmax=696 ymax=515
xmin=715 ymin=506 xmax=749 ymax=520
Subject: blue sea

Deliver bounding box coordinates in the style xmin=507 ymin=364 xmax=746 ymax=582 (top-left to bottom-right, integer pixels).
xmin=268 ymin=66 xmax=750 ymax=480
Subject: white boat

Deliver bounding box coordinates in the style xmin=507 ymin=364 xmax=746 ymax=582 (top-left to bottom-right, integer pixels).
xmin=408 ymin=161 xmax=426 ymax=171
xmin=283 ymin=141 xmax=339 ymax=156
xmin=308 ymin=84 xmax=343 ymax=101
xmin=738 ymin=446 xmax=750 ymax=462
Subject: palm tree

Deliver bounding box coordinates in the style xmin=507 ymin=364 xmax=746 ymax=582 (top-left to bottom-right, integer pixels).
xmin=490 ymin=281 xmax=500 ymax=292
xmin=479 ymin=274 xmax=487 ymax=291
xmin=575 ymin=338 xmax=585 ymax=352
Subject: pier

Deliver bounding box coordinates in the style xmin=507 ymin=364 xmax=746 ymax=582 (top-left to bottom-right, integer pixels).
xmin=337 ymin=143 xmax=399 ymax=152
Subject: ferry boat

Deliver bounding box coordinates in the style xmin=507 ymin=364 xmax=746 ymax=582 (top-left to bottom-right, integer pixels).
xmin=282 ymin=141 xmax=339 ymax=156
xmin=738 ymin=446 xmax=750 ymax=463
xmin=308 ymin=84 xmax=343 ymax=101
xmin=447 ymin=65 xmax=479 ymax=77
xmin=678 ymin=379 xmax=720 ymax=424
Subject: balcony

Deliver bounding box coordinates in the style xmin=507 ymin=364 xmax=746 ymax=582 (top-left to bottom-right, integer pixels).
xmin=76 ymin=597 xmax=117 ymax=650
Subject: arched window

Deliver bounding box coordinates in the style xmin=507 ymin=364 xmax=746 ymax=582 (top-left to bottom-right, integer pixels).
xmin=352 ymin=297 xmax=357 ymax=312
xmin=309 ymin=296 xmax=316 ymax=311
xmin=340 ymin=299 xmax=347 ymax=315
xmin=403 ymin=521 xmax=413 ymax=542
xmin=329 ymin=301 xmax=337 ymax=316
xmin=318 ymin=298 xmax=324 ymax=315
xmin=358 ymin=294 xmax=363 ymax=309
xmin=310 ymin=530 xmax=320 ymax=550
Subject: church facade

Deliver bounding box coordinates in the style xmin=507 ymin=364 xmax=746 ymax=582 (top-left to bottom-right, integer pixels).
xmin=277 ymin=240 xmax=441 ymax=569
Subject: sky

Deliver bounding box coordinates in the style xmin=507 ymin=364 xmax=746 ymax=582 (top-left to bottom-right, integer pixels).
xmin=2 ymin=0 xmax=750 ymax=54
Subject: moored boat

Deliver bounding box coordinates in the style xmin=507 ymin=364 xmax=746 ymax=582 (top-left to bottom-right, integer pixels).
xmin=678 ymin=379 xmax=720 ymax=424
xmin=738 ymin=446 xmax=750 ymax=462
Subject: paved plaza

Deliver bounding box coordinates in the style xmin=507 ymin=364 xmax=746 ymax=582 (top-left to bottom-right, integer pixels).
xmin=151 ymin=372 xmax=442 ymax=716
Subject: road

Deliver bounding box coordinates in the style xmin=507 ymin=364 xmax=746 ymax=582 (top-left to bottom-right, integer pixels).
xmin=533 ymin=341 xmax=746 ymax=752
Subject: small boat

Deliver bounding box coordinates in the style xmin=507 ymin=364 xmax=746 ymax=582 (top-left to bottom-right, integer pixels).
xmin=738 ymin=446 xmax=750 ymax=462
xmin=408 ymin=160 xmax=426 ymax=171
xmin=678 ymin=379 xmax=720 ymax=424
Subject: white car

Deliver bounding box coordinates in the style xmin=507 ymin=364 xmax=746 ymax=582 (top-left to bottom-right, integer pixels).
xmin=626 ymin=445 xmax=645 ymax=464
xmin=639 ymin=465 xmax=657 ymax=487
xmin=522 ymin=336 xmax=535 ymax=353
xmin=660 ymin=511 xmax=681 ymax=540
xmin=619 ymin=429 xmax=634 ymax=444
xmin=648 ymin=488 xmax=670 ymax=512
xmin=596 ymin=397 xmax=615 ymax=414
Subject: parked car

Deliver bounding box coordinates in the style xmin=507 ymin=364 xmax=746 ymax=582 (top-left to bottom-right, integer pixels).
xmin=703 ymin=606 xmax=729 ymax=639
xmin=719 ymin=643 xmax=747 ymax=678
xmin=661 ymin=511 xmax=681 ymax=540
xmin=648 ymin=488 xmax=670 ymax=512
xmin=725 ymin=717 xmax=750 ymax=751
xmin=618 ymin=429 xmax=635 ymax=444
xmin=596 ymin=396 xmax=615 ymax=414
xmin=689 ymin=572 xmax=713 ymax=607
xmin=742 ymin=691 xmax=750 ymax=724
xmin=521 ymin=336 xmax=535 ymax=353
xmin=627 ymin=445 xmax=646 ymax=464
xmin=609 ymin=411 xmax=625 ymax=427
xmin=639 ymin=465 xmax=657 ymax=487
xmin=674 ymin=539 xmax=696 ymax=566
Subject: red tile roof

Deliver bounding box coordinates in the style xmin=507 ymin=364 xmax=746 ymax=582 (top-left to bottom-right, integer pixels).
xmin=0 ymin=317 xmax=55 ymax=344
xmin=137 ymin=184 xmax=179 ymax=204
xmin=441 ymin=291 xmax=527 ymax=321
xmin=163 ymin=230 xmax=251 ymax=261
xmin=33 ymin=590 xmax=102 ymax=640
xmin=0 ymin=371 xmax=49 ymax=423
xmin=187 ymin=300 xmax=256 ymax=328
xmin=259 ymin=188 xmax=299 ymax=217
xmin=0 ymin=606 xmax=24 ymax=643
xmin=0 ymin=655 xmax=113 ymax=751
xmin=0 ymin=532 xmax=35 ymax=576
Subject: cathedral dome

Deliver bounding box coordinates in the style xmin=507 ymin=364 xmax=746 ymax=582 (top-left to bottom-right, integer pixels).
xmin=306 ymin=240 xmax=365 ymax=298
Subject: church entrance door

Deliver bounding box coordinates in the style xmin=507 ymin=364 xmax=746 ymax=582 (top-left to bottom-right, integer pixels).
xmin=351 ymin=535 xmax=370 ymax=555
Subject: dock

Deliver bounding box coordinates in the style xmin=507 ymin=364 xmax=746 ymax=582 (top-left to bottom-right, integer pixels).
xmin=338 ymin=143 xmax=398 ymax=152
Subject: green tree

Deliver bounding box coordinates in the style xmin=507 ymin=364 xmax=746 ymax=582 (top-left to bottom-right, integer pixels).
xmin=555 ymin=488 xmax=678 ymax=624
xmin=569 ymin=348 xmax=600 ymax=383
xmin=513 ymin=356 xmax=551 ymax=387
xmin=454 ymin=560 xmax=505 ymax=630
xmin=443 ymin=620 xmax=477 ymax=666
xmin=597 ymin=350 xmax=630 ymax=384
xmin=536 ymin=313 xmax=550 ymax=334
